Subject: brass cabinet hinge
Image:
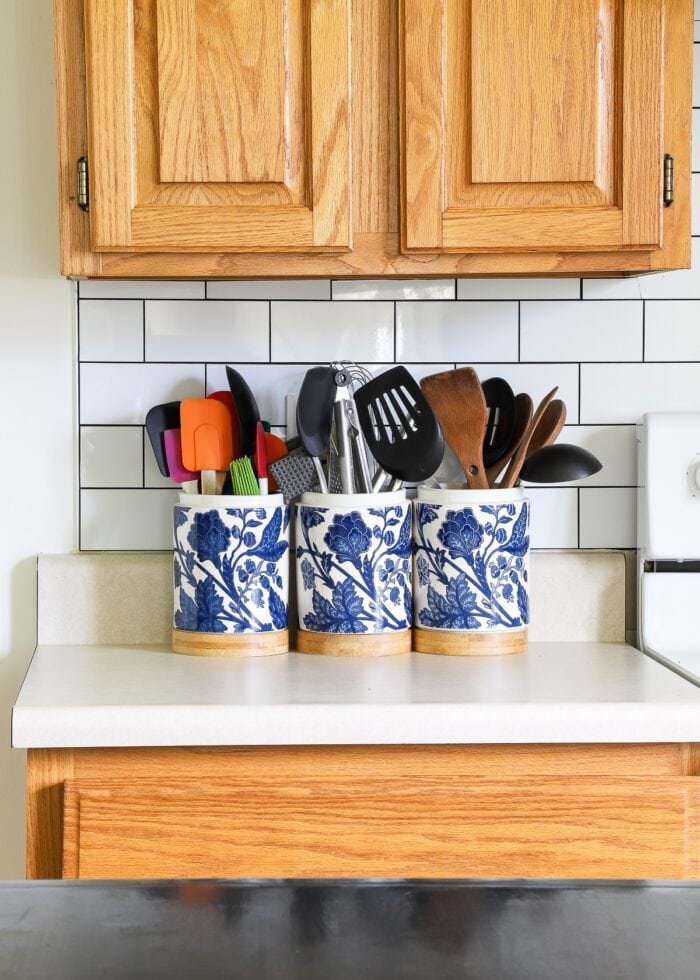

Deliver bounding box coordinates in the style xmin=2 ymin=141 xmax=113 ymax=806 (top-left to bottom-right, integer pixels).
xmin=77 ymin=156 xmax=89 ymax=212
xmin=663 ymin=153 xmax=674 ymax=208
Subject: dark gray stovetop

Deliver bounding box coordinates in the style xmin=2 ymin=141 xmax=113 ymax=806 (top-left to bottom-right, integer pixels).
xmin=1 ymin=879 xmax=699 ymax=980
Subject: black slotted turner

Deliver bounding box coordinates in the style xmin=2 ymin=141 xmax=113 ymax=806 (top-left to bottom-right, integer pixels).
xmin=354 ymin=366 xmax=444 ymax=485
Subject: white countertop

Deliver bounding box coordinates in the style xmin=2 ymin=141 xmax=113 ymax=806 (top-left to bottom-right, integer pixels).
xmin=12 ymin=642 xmax=700 ymax=747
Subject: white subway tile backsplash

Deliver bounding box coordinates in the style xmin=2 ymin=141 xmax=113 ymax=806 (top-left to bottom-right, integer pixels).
xmin=645 ymin=301 xmax=700 ymax=360
xmin=332 ymin=279 xmax=454 ymax=300
xmin=579 ymin=488 xmax=637 ymax=549
xmin=80 ymin=280 xmax=205 ymax=300
xmin=465 ymin=363 xmax=580 ymax=423
xmin=581 ymin=363 xmax=700 ymax=423
xmin=144 ymin=435 xmax=175 ymax=489
xmin=694 ymin=110 xmax=700 ymax=171
xmin=145 ymin=301 xmax=269 ymax=362
xmin=271 ymin=301 xmax=394 ymax=362
xmin=208 ymin=279 xmax=330 ymax=299
xmin=583 ymin=241 xmax=700 ymax=300
xmin=80 ymin=363 xmax=204 ymax=424
xmin=527 ymin=488 xmax=579 ymax=548
xmin=79 ymin=300 xmax=143 ymax=361
xmin=457 ymin=278 xmax=580 ymax=300
xmin=81 ymin=489 xmax=178 ymax=550
xmin=558 ymin=425 xmax=637 ymax=487
xmin=694 ymin=43 xmax=700 ymax=105
xmin=397 ymin=301 xmax=518 ymax=362
xmin=520 ymin=301 xmax=642 ymax=362
xmin=581 ymin=277 xmax=642 ymax=299
xmin=80 ymin=426 xmax=143 ymax=488
xmin=693 ymin=174 xmax=700 ymax=235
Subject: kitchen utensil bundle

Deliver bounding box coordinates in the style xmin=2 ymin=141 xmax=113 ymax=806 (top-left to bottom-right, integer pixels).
xmin=145 ymin=367 xmax=280 ymax=497
xmin=146 ymin=362 xmax=601 ymax=500
xmin=419 ymin=368 xmax=601 ymax=488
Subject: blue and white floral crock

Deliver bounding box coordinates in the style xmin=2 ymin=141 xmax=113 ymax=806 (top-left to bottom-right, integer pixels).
xmin=172 ymin=493 xmax=290 ymax=655
xmin=295 ymin=491 xmax=413 ymax=654
xmin=413 ymin=486 xmax=529 ymax=654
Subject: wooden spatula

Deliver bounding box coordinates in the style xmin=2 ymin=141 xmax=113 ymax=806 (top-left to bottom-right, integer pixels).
xmin=526 ymin=398 xmax=567 ymax=456
xmin=420 ymin=367 xmax=488 ymax=489
xmin=180 ymin=398 xmax=234 ymax=495
xmin=500 ymin=387 xmax=559 ymax=488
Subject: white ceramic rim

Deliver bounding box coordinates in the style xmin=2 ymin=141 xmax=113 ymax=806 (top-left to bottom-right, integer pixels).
xmin=416 ymin=485 xmax=526 ymax=506
xmin=177 ymin=492 xmax=285 ymax=509
xmin=300 ymin=489 xmax=407 ymax=509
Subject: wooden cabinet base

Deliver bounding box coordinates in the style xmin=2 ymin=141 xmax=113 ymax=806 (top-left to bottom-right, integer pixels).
xmin=27 ymin=744 xmax=700 ymax=881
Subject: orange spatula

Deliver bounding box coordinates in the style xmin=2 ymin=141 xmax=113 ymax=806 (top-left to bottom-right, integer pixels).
xmin=181 ymin=399 xmax=234 ymax=495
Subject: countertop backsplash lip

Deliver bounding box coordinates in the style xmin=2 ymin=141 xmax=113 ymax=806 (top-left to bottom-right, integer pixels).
xmin=36 ymin=550 xmax=626 ymax=647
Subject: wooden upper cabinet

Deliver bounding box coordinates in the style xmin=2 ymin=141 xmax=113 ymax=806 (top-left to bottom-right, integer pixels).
xmin=82 ymin=0 xmax=351 ymax=252
xmin=400 ymin=0 xmax=669 ymax=254
xmin=56 ymin=0 xmax=692 ymax=276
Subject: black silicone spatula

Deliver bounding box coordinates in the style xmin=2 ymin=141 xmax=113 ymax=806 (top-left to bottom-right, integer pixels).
xmin=482 ymin=377 xmax=516 ymax=468
xmin=145 ymin=401 xmax=181 ymax=476
xmin=297 ymin=366 xmax=336 ymax=493
xmin=225 ymin=366 xmax=260 ymax=458
xmin=355 ymin=366 xmax=444 ymax=485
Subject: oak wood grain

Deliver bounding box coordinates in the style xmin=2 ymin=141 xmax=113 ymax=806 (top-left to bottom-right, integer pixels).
xmin=156 ymin=0 xmax=286 ymax=185
xmin=62 ymin=772 xmax=700 ymax=880
xmin=413 ymin=627 xmax=527 ymax=655
xmin=27 ymin=749 xmax=74 ymax=880
xmin=296 ymin=628 xmax=412 ymax=656
xmin=55 ymin=0 xmax=692 ymax=275
xmin=172 ymin=627 xmax=288 ymax=656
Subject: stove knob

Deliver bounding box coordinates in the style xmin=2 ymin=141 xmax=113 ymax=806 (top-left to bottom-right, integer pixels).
xmin=688 ymin=459 xmax=700 ymax=496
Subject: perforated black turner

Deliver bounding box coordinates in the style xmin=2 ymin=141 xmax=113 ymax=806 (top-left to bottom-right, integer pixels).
xmin=354 ymin=366 xmax=444 ymax=485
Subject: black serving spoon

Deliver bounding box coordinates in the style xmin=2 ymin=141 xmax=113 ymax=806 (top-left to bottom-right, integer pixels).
xmin=296 ymin=366 xmax=337 ymax=493
xmin=519 ymin=443 xmax=602 ymax=484
xmin=355 ymin=366 xmax=444 ymax=487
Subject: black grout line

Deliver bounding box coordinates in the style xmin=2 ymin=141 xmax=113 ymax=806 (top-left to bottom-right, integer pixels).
xmin=75 ymin=295 xmax=700 ymax=303
xmin=393 ymin=302 xmax=397 ymax=362
xmin=517 ymin=302 xmax=521 ymax=361
xmin=577 ymin=487 xmax=581 ymax=549
xmin=268 ymin=301 xmax=272 ymax=362
xmin=577 ymin=363 xmax=582 ymax=423
xmin=142 ymin=300 xmax=146 ymax=362
xmin=141 ymin=426 xmax=145 ymax=488
xmin=579 ymin=279 xmax=583 ymax=299
xmin=642 ymin=301 xmax=646 ymax=361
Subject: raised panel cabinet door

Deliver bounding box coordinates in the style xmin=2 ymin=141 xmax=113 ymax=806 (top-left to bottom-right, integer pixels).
xmin=83 ymin=0 xmax=351 ymax=252
xmin=400 ymin=0 xmax=670 ymax=253
xmin=63 ymin=776 xmax=700 ymax=879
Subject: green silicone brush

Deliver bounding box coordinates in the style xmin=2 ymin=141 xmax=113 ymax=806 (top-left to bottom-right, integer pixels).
xmin=230 ymin=456 xmax=260 ymax=495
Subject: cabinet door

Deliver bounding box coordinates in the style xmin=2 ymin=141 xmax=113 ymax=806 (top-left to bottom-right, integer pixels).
xmin=83 ymin=0 xmax=351 ymax=252
xmin=400 ymin=0 xmax=665 ymax=253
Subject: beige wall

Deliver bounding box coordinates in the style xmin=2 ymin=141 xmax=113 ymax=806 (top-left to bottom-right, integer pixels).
xmin=0 ymin=1 xmax=74 ymax=877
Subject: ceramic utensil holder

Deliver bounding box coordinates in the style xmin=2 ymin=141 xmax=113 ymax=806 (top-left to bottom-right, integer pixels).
xmin=172 ymin=493 xmax=290 ymax=656
xmin=413 ymin=486 xmax=529 ymax=655
xmin=295 ymin=490 xmax=413 ymax=655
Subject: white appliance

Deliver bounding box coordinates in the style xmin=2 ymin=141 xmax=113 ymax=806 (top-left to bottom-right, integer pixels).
xmin=638 ymin=413 xmax=700 ymax=683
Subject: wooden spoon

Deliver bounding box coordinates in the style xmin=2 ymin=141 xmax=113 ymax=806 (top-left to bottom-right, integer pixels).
xmin=420 ymin=367 xmax=488 ymax=489
xmin=486 ymin=392 xmax=533 ymax=487
xmin=500 ymin=387 xmax=559 ymax=489
xmin=527 ymin=398 xmax=567 ymax=456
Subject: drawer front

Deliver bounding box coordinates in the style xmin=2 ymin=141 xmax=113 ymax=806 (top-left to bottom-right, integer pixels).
xmin=63 ymin=776 xmax=700 ymax=880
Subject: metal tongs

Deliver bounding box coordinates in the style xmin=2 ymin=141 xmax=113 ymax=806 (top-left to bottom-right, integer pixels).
xmin=331 ymin=363 xmax=373 ymax=494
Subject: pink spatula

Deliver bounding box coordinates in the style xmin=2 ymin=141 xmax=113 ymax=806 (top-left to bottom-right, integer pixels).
xmin=164 ymin=429 xmax=199 ymax=494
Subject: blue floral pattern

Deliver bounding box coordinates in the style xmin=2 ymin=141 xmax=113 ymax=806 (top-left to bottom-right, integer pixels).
xmin=296 ymin=503 xmax=412 ymax=634
xmin=173 ymin=504 xmax=289 ymax=634
xmin=413 ymin=498 xmax=529 ymax=632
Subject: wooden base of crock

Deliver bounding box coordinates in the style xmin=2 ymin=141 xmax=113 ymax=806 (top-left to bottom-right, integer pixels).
xmin=297 ymin=628 xmax=412 ymax=657
xmin=172 ymin=628 xmax=289 ymax=657
xmin=413 ymin=626 xmax=527 ymax=656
